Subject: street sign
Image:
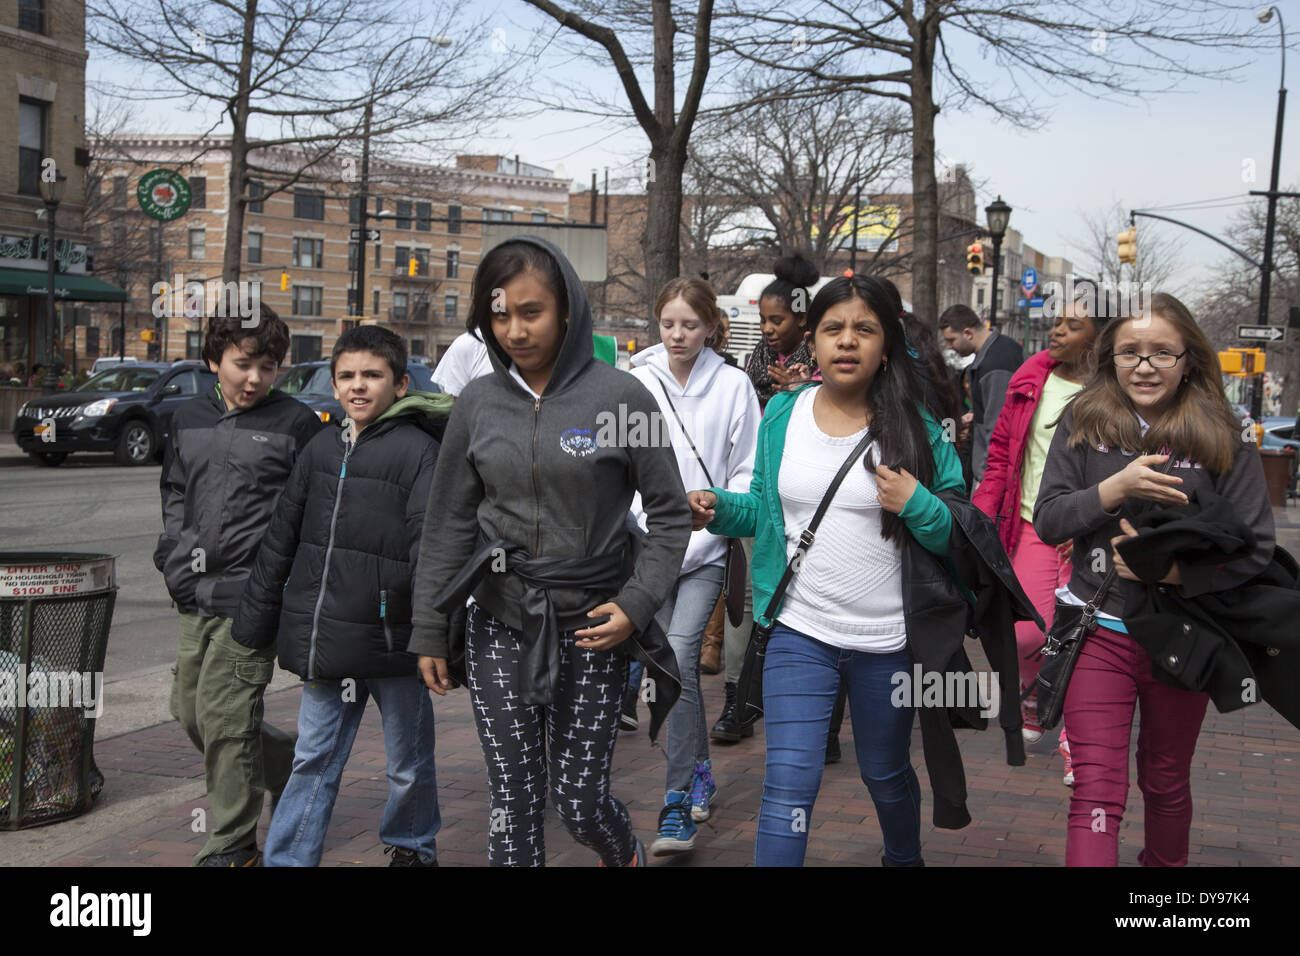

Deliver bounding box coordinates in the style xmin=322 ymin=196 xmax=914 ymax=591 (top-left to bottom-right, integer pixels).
xmin=349 ymin=228 xmax=381 ymax=242
xmin=136 ymin=169 xmax=191 ymax=221
xmin=1237 ymin=325 xmax=1285 ymax=342
xmin=1021 ymin=267 xmax=1038 ymax=297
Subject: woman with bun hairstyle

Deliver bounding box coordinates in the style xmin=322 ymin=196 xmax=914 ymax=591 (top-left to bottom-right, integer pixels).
xmin=747 ymin=254 xmax=820 ymax=407
xmin=973 ymin=287 xmax=1105 ymax=783
xmin=688 ymin=274 xmax=966 ymax=866
xmin=628 ymin=278 xmax=761 ymax=855
xmin=1034 ymin=293 xmax=1273 ymax=867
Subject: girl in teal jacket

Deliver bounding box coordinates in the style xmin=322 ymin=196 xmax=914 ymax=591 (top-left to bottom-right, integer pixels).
xmin=688 ymin=274 xmax=965 ymax=866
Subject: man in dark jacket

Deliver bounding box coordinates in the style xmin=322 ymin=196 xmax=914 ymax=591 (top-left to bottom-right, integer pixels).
xmin=233 ymin=325 xmax=452 ymax=867
xmin=154 ymin=308 xmax=325 ymax=866
xmin=940 ymin=304 xmax=1024 ymax=485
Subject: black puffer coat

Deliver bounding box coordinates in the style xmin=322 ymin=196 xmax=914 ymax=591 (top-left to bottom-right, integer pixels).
xmin=232 ymin=391 xmax=450 ymax=679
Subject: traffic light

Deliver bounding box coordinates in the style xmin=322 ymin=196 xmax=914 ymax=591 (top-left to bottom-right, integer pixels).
xmin=408 ymin=256 xmax=418 ymax=277
xmin=280 ymin=270 xmax=290 ymax=291
xmin=966 ymin=242 xmax=984 ymax=276
xmin=1219 ymin=350 xmax=1244 ymax=375
xmin=139 ymin=330 xmax=156 ymax=343
xmin=1117 ymin=226 xmax=1137 ymax=265
xmin=626 ymin=339 xmax=636 ymax=352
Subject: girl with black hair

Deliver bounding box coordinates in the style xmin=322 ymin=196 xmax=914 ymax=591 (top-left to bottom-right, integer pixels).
xmin=409 ymin=237 xmax=692 ymax=867
xmin=688 ymin=274 xmax=966 ymax=866
xmin=747 ymin=254 xmax=820 ymax=407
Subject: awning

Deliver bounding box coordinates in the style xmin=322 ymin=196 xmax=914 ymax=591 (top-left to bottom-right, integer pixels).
xmin=0 ymin=267 xmax=128 ymax=303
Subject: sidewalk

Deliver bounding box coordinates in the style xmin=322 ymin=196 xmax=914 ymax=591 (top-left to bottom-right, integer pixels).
xmin=8 ymin=646 xmax=1299 ymax=868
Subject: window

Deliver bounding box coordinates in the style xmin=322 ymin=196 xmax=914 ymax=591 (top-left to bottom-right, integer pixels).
xmin=291 ymin=286 xmax=323 ymax=316
xmin=410 ymin=338 xmax=425 ymax=357
xmin=18 ymin=99 xmax=46 ymax=196
xmin=18 ymin=0 xmax=44 ymax=33
xmin=247 ymin=231 xmax=262 ymax=264
xmin=373 ymin=289 xmax=380 ymax=315
xmin=393 ymin=292 xmax=409 ymax=321
xmin=395 ymin=245 xmax=409 ymax=272
xmin=293 ymin=237 xmax=323 ymax=269
xmin=348 ymin=241 xmax=358 ymax=272
xmin=416 ymin=202 xmax=432 ymax=231
xmin=112 ymin=176 xmax=128 ymax=209
xmin=349 ymin=196 xmax=361 ymax=224
xmin=85 ymin=326 xmax=100 ymax=357
xmin=976 ymin=287 xmax=985 ymax=308
xmin=444 ymin=293 xmax=458 ymax=323
xmin=188 ymin=177 xmax=207 ymax=209
xmin=185 ymin=332 xmax=202 ymax=360
xmin=531 ymin=212 xmax=548 ymax=223
xmin=111 ymin=224 xmax=127 ymax=248
xmin=171 ymin=370 xmax=200 ymax=394
xmin=293 ymin=190 xmax=325 ymax=220
xmin=347 ymin=288 xmax=359 ymax=315
xmin=290 ymin=335 xmax=322 ymax=364
xmin=374 ymin=243 xmax=381 ymax=268
xmin=412 ymin=297 xmax=429 ymax=323
xmin=396 ymin=201 xmax=412 ymax=230
xmin=413 ymin=249 xmax=429 ymax=276
xmin=447 ymin=204 xmax=461 ymax=234
xmin=446 ymin=250 xmax=459 ymax=279
xmin=188 ymin=229 xmax=206 ymax=260
xmin=247 ymin=181 xmax=265 ymax=214
xmin=341 ymin=319 xmax=359 ymax=333
xmin=110 ymin=326 xmax=123 ymax=356
xmin=483 ymin=208 xmax=511 ymax=222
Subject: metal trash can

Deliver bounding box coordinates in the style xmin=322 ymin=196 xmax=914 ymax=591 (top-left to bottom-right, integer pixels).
xmin=1259 ymin=447 xmax=1297 ymax=508
xmin=0 ymin=553 xmax=117 ymax=829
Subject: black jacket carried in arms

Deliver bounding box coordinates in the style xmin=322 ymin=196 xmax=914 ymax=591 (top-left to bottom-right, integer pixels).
xmin=901 ymin=491 xmax=1043 ymax=830
xmin=231 ymin=392 xmax=451 ymax=680
xmin=1117 ymin=489 xmax=1300 ymax=731
xmin=154 ymin=386 xmax=325 ymax=618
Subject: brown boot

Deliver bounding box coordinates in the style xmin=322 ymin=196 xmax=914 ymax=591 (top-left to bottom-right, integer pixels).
xmin=700 ymin=594 xmax=724 ymax=675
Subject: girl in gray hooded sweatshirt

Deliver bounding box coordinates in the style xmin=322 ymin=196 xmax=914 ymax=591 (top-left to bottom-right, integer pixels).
xmin=409 ymin=237 xmax=691 ymax=867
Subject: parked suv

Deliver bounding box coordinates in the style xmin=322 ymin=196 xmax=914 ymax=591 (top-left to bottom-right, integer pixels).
xmin=12 ymin=361 xmax=217 ymax=466
xmin=275 ymin=360 xmax=440 ymax=423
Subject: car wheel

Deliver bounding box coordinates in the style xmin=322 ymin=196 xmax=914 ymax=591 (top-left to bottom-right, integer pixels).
xmin=115 ymin=421 xmax=155 ymax=466
xmin=31 ymin=452 xmax=68 ymax=467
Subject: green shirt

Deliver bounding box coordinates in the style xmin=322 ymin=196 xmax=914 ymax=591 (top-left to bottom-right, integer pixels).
xmin=1019 ymin=371 xmax=1083 ymax=521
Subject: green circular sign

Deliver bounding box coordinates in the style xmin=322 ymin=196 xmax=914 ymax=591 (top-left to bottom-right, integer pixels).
xmin=136 ymin=169 xmax=192 ymax=221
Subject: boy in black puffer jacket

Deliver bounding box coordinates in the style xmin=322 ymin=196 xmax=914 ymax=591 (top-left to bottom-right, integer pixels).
xmin=233 ymin=325 xmax=453 ymax=867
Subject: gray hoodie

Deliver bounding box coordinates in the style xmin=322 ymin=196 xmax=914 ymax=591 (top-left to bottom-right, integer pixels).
xmin=407 ymin=236 xmax=691 ymax=658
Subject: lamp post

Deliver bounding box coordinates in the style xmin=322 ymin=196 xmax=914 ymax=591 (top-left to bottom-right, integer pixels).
xmin=1256 ymin=7 xmax=1287 ymax=331
xmin=984 ymin=194 xmax=1011 ymax=338
xmin=39 ymin=171 xmax=67 ymax=394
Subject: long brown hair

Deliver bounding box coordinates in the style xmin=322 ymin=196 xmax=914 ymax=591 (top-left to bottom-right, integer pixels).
xmin=655 ymin=278 xmax=722 ymax=344
xmin=1067 ymin=293 xmax=1240 ymax=473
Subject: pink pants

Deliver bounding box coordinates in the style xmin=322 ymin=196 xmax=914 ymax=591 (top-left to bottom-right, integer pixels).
xmin=1010 ymin=517 xmax=1071 ymax=708
xmin=1063 ymin=624 xmax=1210 ymax=866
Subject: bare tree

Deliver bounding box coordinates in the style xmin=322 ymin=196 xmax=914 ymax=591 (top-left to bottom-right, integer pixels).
xmin=1073 ymin=201 xmax=1181 ymax=290
xmin=519 ymin=0 xmax=715 ymax=338
xmin=713 ymin=1 xmax=1261 ymax=327
xmin=89 ymin=0 xmax=515 ymax=290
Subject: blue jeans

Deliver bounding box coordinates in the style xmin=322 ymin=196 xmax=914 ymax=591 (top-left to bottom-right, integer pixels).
xmin=655 ymin=563 xmax=725 ymax=792
xmin=755 ymin=623 xmax=921 ymax=867
xmin=264 ymin=675 xmax=441 ymax=866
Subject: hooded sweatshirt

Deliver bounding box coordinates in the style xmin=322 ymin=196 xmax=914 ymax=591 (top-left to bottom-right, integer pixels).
xmin=628 ymin=342 xmax=760 ymax=575
xmin=408 ymin=236 xmax=692 ymax=659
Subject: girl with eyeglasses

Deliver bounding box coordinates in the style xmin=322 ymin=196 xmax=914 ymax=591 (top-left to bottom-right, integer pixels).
xmin=1034 ymin=293 xmax=1274 ymax=867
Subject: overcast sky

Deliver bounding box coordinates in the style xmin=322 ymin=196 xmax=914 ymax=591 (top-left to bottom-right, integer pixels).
xmin=91 ymin=2 xmax=1299 ymax=305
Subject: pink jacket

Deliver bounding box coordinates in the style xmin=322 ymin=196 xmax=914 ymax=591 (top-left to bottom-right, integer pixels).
xmin=971 ymin=350 xmax=1059 ymax=554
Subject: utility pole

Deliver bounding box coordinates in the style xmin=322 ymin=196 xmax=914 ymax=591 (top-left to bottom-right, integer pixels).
xmin=354 ymin=99 xmax=373 ymax=319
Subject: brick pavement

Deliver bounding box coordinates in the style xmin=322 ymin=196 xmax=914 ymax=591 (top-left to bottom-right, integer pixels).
xmin=41 ymin=648 xmax=1300 ymax=867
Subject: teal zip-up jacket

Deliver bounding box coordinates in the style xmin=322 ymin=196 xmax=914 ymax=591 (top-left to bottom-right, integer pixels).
xmin=707 ymin=384 xmax=965 ymax=627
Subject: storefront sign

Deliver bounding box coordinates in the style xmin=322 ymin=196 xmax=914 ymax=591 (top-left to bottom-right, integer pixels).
xmin=0 ymin=234 xmax=88 ymax=274
xmin=136 ymin=169 xmax=192 ymax=221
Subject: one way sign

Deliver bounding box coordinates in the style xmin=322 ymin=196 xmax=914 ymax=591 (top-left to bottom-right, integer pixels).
xmin=1237 ymin=325 xmax=1286 ymax=342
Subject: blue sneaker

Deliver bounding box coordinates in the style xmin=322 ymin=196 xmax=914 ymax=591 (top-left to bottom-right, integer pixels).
xmin=690 ymin=759 xmax=717 ymax=822
xmin=649 ymin=790 xmax=696 ymax=856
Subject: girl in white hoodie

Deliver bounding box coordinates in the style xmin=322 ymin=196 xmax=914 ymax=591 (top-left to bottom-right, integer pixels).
xmin=630 ymin=278 xmax=761 ymax=856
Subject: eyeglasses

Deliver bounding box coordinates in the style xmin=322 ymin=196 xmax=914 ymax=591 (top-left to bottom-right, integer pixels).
xmin=1113 ymin=350 xmax=1187 ymax=370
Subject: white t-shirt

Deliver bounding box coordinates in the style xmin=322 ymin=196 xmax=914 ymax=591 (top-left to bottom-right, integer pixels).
xmin=433 ymin=332 xmax=494 ymax=396
xmin=776 ymin=387 xmax=907 ymax=652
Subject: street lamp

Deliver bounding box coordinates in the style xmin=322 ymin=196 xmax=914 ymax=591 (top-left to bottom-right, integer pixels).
xmin=39 ymin=171 xmax=67 ymax=393
xmin=984 ymin=194 xmax=1011 ymax=336
xmin=1255 ymin=6 xmax=1287 ymax=338
xmin=353 ymin=34 xmax=454 ymax=319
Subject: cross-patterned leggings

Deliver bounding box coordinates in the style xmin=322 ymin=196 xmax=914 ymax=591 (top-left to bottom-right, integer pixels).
xmin=464 ymin=602 xmax=638 ymax=867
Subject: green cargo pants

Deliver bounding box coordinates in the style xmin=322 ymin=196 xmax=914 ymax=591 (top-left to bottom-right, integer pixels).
xmin=170 ymin=612 xmax=296 ymax=864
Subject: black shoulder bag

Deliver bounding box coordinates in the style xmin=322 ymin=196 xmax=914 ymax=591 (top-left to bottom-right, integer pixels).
xmin=733 ymin=428 xmax=877 ymax=725
xmin=656 ymin=381 xmax=748 ymax=626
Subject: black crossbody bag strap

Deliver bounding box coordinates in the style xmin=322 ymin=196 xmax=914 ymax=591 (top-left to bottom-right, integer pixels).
xmin=756 ymin=428 xmax=876 ymax=626
xmin=656 ymin=380 xmax=715 ymax=489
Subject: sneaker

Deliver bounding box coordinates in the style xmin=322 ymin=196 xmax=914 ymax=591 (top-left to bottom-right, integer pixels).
xmin=825 ymin=733 xmax=841 ymax=765
xmin=597 ymin=837 xmax=646 ymax=867
xmin=689 ymin=760 xmax=717 ymax=822
xmin=1022 ymin=724 xmax=1043 ymax=745
xmin=197 ymin=845 xmax=260 ymax=867
xmin=385 ymin=846 xmax=439 ymax=867
xmin=1059 ymin=734 xmax=1074 ymax=787
xmin=710 ymin=682 xmax=753 ymax=743
xmin=1021 ymin=696 xmax=1042 ymax=744
xmin=620 ymin=682 xmax=639 ymax=732
xmin=649 ymin=790 xmax=696 ymax=856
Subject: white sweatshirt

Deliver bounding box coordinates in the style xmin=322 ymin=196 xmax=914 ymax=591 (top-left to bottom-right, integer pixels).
xmin=432 ymin=331 xmax=494 ymax=397
xmin=629 ymin=343 xmax=761 ymax=575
